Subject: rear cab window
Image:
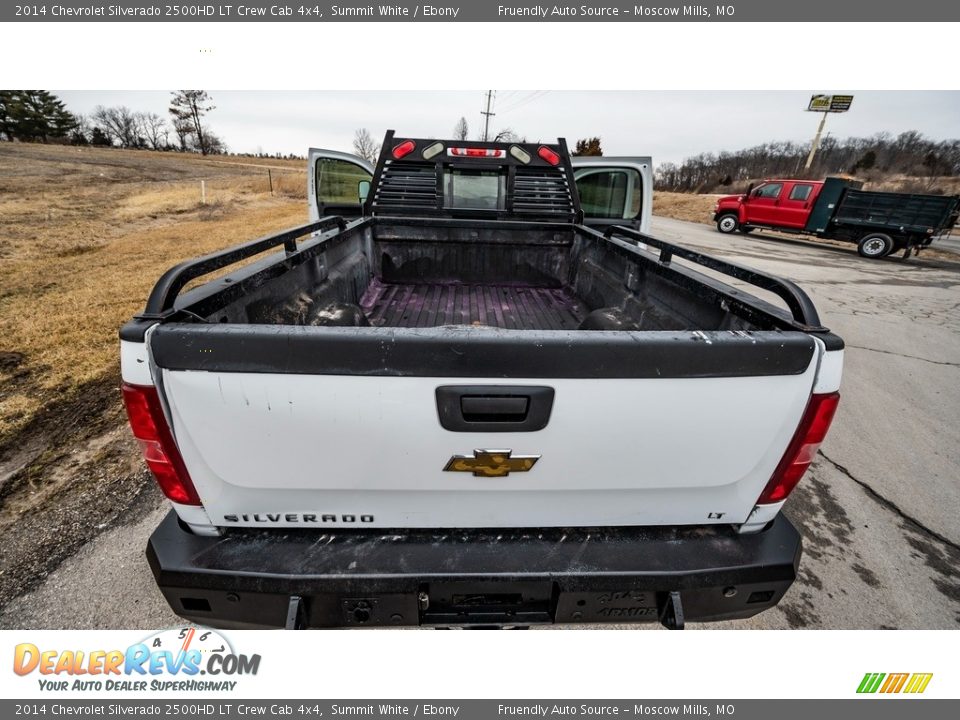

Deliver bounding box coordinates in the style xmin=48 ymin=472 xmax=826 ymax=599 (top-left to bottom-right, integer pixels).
xmin=444 ymin=169 xmax=505 ymax=210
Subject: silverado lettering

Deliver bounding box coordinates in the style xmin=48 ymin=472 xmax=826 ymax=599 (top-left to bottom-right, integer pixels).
xmin=222 ymin=514 xmax=375 ymax=523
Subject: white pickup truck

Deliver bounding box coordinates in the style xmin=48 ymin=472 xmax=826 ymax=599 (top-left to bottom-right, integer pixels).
xmin=121 ymin=133 xmax=843 ymax=629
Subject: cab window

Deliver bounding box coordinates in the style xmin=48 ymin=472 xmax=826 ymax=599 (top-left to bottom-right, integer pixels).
xmin=754 ymin=183 xmax=783 ymax=199
xmin=316 ymin=157 xmax=372 ymax=205
xmin=789 ymin=184 xmax=813 ymax=201
xmin=444 ymin=169 xmax=505 ymax=210
xmin=575 ymin=168 xmax=642 ymax=219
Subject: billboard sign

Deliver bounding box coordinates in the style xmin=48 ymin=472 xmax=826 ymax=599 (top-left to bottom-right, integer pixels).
xmin=808 ymin=94 xmax=854 ymax=112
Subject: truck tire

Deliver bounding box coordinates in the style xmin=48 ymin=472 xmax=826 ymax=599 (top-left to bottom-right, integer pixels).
xmin=857 ymin=233 xmax=894 ymax=259
xmin=716 ymin=214 xmax=739 ymax=234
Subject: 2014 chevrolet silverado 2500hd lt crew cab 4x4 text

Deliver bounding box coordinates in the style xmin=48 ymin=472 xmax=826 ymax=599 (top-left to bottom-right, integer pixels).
xmin=121 ymin=133 xmax=843 ymax=629
xmin=714 ymin=176 xmax=960 ymax=259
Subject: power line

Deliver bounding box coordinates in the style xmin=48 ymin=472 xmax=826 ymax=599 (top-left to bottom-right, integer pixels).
xmin=496 ymin=90 xmax=538 ymax=113
xmin=499 ymin=90 xmax=550 ymax=115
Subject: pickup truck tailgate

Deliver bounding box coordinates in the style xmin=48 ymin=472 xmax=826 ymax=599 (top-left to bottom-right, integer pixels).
xmin=148 ymin=325 xmax=821 ymax=531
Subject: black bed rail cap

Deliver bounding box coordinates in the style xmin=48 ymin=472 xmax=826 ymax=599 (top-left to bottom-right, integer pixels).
xmin=135 ymin=216 xmax=347 ymax=321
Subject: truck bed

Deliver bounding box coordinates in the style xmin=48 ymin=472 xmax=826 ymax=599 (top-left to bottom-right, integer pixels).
xmin=360 ymin=279 xmax=588 ymax=330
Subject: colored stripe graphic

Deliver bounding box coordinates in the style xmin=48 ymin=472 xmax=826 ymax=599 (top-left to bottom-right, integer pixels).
xmin=904 ymin=673 xmax=933 ymax=694
xmin=880 ymin=673 xmax=909 ymax=693
xmin=857 ymin=672 xmax=932 ymax=694
xmin=857 ymin=673 xmax=885 ymax=693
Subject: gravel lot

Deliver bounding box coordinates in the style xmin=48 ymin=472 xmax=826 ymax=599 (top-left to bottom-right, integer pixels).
xmin=2 ymin=216 xmax=958 ymax=630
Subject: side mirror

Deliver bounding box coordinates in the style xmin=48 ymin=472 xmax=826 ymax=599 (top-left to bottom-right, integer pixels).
xmin=743 ymin=183 xmax=755 ymax=201
xmin=358 ymin=180 xmax=371 ymax=203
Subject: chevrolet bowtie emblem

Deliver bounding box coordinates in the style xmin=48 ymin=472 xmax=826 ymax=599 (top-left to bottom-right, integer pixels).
xmin=443 ymin=449 xmax=540 ymax=478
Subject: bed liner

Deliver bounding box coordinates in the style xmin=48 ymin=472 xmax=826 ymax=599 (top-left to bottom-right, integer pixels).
xmin=359 ymin=279 xmax=589 ymax=330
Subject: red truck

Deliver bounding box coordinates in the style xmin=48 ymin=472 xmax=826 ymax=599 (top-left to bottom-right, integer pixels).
xmin=713 ymin=177 xmax=960 ymax=259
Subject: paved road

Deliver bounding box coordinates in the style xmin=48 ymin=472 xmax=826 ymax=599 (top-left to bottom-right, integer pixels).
xmin=2 ymin=218 xmax=958 ymax=630
xmin=936 ymin=231 xmax=960 ymax=255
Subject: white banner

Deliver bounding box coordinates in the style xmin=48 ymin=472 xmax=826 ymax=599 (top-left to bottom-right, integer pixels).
xmin=2 ymin=629 xmax=953 ymax=700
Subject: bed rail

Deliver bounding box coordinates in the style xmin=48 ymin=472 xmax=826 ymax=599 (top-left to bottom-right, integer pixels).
xmin=136 ymin=217 xmax=347 ymax=320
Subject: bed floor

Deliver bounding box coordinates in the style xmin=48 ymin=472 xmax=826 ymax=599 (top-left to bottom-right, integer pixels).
xmin=359 ymin=279 xmax=589 ymax=330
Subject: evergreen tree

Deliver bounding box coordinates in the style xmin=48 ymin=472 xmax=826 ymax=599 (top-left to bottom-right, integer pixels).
xmin=0 ymin=90 xmax=77 ymax=142
xmin=573 ymin=137 xmax=603 ymax=156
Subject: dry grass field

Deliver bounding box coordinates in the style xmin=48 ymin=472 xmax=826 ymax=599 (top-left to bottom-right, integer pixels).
xmin=0 ymin=144 xmax=306 ymax=441
xmin=653 ymin=191 xmax=721 ymax=225
xmin=0 ymin=144 xmax=309 ymax=602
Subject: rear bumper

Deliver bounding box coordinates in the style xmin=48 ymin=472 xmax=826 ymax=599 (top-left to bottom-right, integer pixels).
xmin=147 ymin=510 xmax=801 ymax=629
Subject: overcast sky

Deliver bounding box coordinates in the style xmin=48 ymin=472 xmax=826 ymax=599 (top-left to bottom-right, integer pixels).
xmin=55 ymin=91 xmax=959 ymax=164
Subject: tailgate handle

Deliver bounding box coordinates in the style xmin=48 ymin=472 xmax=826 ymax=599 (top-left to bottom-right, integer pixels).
xmin=436 ymin=386 xmax=554 ymax=433
xmin=460 ymin=396 xmax=529 ymax=422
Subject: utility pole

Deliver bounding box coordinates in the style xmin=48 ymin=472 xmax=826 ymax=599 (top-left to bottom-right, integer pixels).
xmin=481 ymin=90 xmax=495 ymax=142
xmin=804 ymin=110 xmax=829 ymax=171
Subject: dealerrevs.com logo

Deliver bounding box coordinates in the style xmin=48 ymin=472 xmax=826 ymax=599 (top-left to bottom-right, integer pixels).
xmin=13 ymin=628 xmax=260 ymax=692
xmin=857 ymin=673 xmax=933 ymax=694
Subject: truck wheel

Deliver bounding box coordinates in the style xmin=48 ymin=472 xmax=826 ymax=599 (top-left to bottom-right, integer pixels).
xmin=716 ymin=214 xmax=739 ymax=234
xmin=857 ymin=233 xmax=894 ymax=259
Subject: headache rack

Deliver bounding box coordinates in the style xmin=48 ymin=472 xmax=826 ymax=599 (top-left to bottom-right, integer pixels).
xmin=365 ymin=130 xmax=583 ymax=223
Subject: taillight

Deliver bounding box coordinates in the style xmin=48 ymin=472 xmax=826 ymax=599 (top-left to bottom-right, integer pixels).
xmin=121 ymin=383 xmax=201 ymax=506
xmin=537 ymin=146 xmax=561 ymax=166
xmin=757 ymin=392 xmax=840 ymax=504
xmin=391 ymin=139 xmax=415 ymax=159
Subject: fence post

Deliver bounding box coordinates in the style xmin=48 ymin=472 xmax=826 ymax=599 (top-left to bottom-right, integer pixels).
xmin=268 ymin=169 xmax=274 ymax=195
xmin=201 ymin=180 xmax=206 ymax=205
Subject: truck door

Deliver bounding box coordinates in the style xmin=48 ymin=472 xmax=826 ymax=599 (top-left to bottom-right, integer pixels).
xmin=307 ymin=148 xmax=374 ymax=222
xmin=743 ymin=181 xmax=785 ymax=227
xmin=777 ymin=182 xmax=817 ymax=229
xmin=571 ymin=157 xmax=653 ymax=234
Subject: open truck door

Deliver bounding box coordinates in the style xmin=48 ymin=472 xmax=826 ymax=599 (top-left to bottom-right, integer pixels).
xmin=572 ymin=156 xmax=653 ymax=234
xmin=308 ymin=148 xmax=374 ymax=222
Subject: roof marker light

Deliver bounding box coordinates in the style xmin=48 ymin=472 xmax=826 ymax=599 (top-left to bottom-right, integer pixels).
xmin=509 ymin=145 xmax=532 ymax=164
xmin=538 ymin=146 xmax=561 ymax=166
xmin=422 ymin=142 xmax=444 ymax=160
xmin=392 ymin=140 xmax=416 ymax=159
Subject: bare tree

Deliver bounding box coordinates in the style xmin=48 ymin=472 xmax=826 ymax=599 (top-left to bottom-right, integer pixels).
xmin=91 ymin=105 xmax=140 ymax=148
xmin=169 ymin=90 xmax=216 ymax=155
xmin=493 ymin=128 xmax=519 ymax=142
xmin=654 ymin=130 xmax=960 ymax=194
xmin=453 ymin=116 xmax=469 ymax=140
xmin=201 ymin=129 xmax=227 ymax=155
xmin=138 ymin=112 xmax=169 ymax=150
xmin=70 ymin=114 xmax=92 ymax=145
xmin=352 ymin=128 xmax=381 ymax=164
xmin=171 ymin=115 xmax=192 ymax=152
